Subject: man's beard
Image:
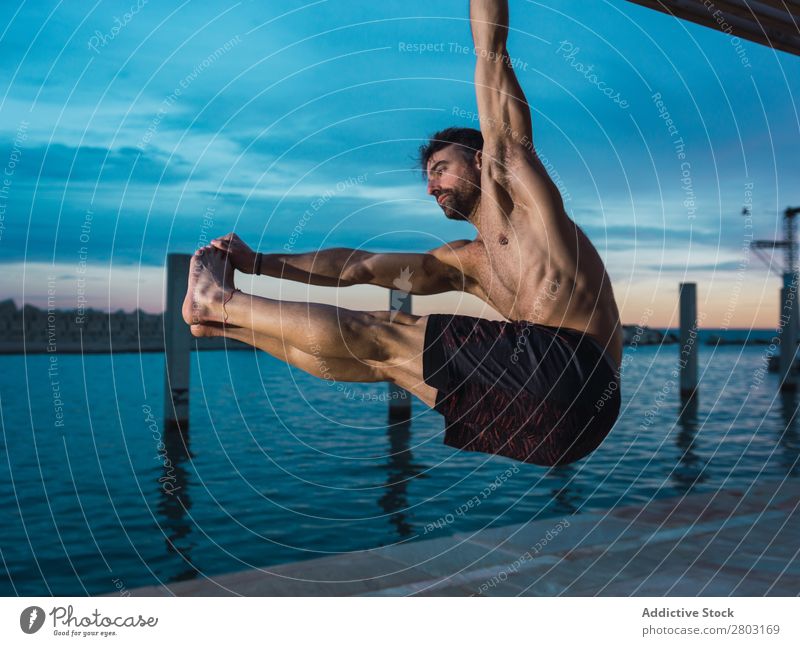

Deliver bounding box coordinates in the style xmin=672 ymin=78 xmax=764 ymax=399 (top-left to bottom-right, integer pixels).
xmin=439 ymin=181 xmax=480 ymax=222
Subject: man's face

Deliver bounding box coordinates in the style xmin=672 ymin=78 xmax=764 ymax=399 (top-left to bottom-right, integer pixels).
xmin=426 ymin=144 xmax=481 ymax=222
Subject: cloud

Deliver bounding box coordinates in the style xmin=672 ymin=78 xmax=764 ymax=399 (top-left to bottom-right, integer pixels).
xmin=0 ymin=141 xmax=195 ymax=185
xmin=644 ymin=259 xmax=747 ymax=272
xmin=2 ymin=0 xmax=799 ymax=317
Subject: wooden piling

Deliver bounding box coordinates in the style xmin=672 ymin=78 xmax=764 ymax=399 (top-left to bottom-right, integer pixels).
xmin=388 ymin=288 xmax=412 ymax=422
xmin=164 ymin=253 xmax=192 ymax=432
xmin=679 ymin=282 xmax=698 ymax=397
xmin=779 ymin=272 xmax=798 ymax=392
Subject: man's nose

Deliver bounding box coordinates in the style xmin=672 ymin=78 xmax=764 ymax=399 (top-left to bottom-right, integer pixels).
xmin=427 ymin=180 xmax=439 ymax=196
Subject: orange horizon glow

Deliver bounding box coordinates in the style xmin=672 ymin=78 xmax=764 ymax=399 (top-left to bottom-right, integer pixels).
xmin=2 ymin=262 xmax=788 ymax=332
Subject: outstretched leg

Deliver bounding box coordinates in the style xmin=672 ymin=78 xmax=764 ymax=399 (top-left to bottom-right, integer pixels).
xmin=192 ymin=322 xmax=384 ymax=383
xmin=184 ymin=247 xmax=437 ymax=406
xmin=184 ymin=247 xmax=408 ymax=362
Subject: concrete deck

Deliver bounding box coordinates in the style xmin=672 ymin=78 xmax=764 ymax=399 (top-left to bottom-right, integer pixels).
xmin=127 ymin=478 xmax=799 ymax=596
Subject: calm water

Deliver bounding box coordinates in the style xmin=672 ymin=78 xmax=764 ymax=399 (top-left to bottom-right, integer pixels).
xmin=1 ymin=342 xmax=798 ymax=595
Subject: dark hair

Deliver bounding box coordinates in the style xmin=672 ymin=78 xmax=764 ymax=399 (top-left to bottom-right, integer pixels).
xmin=417 ymin=127 xmax=483 ymax=178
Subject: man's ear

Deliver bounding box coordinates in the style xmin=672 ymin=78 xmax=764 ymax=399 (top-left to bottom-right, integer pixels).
xmin=474 ymin=149 xmax=482 ymax=170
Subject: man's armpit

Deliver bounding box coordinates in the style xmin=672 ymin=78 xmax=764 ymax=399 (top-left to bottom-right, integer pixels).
xmin=430 ymin=239 xmax=472 ymax=253
xmin=487 ymin=142 xmax=558 ymax=211
xmin=429 ymin=243 xmax=485 ymax=294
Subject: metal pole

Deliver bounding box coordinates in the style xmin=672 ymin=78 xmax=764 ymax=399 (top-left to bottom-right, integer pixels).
xmin=164 ymin=253 xmax=192 ymax=432
xmin=679 ymin=282 xmax=698 ymax=397
xmin=779 ymin=271 xmax=798 ymax=392
xmin=388 ymin=289 xmax=412 ymax=422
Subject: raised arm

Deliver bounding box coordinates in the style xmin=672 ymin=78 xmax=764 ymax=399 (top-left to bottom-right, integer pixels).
xmin=470 ymin=0 xmax=566 ymax=217
xmin=470 ymin=0 xmax=532 ymax=159
xmin=211 ymin=233 xmax=478 ymax=295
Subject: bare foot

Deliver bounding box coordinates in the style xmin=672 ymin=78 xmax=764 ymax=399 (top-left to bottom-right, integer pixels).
xmin=182 ymin=246 xmax=237 ymax=326
xmin=190 ymin=323 xmax=221 ymax=338
xmin=189 ymin=322 xmax=244 ymax=338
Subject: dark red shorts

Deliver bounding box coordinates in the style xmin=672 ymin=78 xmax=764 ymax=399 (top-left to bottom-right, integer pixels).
xmin=422 ymin=314 xmax=621 ymax=466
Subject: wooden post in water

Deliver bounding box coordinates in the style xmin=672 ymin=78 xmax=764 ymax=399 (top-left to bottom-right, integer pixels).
xmin=779 ymin=271 xmax=798 ymax=392
xmin=679 ymin=282 xmax=698 ymax=398
xmin=388 ymin=288 xmax=412 ymax=422
xmin=164 ymin=253 xmax=192 ymax=432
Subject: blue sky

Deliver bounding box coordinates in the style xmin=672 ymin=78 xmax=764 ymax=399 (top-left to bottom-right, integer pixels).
xmin=1 ymin=0 xmax=798 ymax=326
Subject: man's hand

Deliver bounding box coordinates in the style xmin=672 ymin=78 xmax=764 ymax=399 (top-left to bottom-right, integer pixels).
xmin=210 ymin=232 xmax=259 ymax=274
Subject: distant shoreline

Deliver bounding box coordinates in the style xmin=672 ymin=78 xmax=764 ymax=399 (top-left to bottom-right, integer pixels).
xmin=0 ymin=328 xmax=781 ymax=356
xmin=0 ymin=340 xmax=248 ymax=355
xmin=0 ymin=299 xmax=783 ymax=355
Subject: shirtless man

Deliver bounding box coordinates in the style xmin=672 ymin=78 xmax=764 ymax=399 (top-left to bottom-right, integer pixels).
xmin=183 ymin=0 xmax=622 ymax=466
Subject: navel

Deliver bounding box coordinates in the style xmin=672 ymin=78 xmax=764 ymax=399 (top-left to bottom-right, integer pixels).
xmin=499 ymin=235 xmax=509 ymax=246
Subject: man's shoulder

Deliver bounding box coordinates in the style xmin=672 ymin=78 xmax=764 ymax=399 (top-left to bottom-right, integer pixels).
xmin=428 ymin=239 xmax=484 ymax=273
xmin=429 ymin=239 xmax=477 ymax=258
xmin=427 ymin=240 xmax=487 ymax=295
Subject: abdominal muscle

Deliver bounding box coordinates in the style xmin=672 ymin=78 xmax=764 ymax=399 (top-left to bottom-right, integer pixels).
xmin=465 ymin=221 xmax=623 ymax=368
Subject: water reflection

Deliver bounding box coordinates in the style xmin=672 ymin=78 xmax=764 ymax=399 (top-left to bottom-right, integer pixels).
xmin=672 ymin=391 xmax=708 ymax=493
xmin=378 ymin=418 xmax=425 ymax=538
xmin=545 ymin=464 xmax=584 ymax=515
xmin=778 ymin=391 xmax=800 ymax=477
xmin=158 ymin=428 xmax=196 ymax=582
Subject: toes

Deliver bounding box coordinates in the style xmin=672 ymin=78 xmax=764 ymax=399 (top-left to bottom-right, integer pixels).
xmin=191 ymin=246 xmax=215 ymax=267
xmin=189 ymin=255 xmax=204 ymax=276
xmin=191 ymin=324 xmax=218 ymax=338
xmin=191 ymin=249 xmax=206 ymax=267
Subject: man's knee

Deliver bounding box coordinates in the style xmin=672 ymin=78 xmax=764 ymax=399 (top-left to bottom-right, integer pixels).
xmin=364 ymin=309 xmax=420 ymax=326
xmin=339 ymin=313 xmax=390 ymax=362
xmin=346 ymin=313 xmax=416 ymax=364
